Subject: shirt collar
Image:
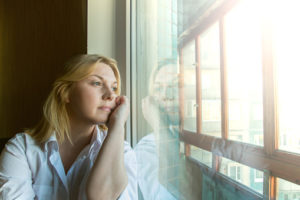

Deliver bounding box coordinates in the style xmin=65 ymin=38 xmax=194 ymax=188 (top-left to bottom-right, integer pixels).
xmin=43 ymin=126 xmax=108 ymax=153
xmin=44 ymin=132 xmax=58 ymax=152
xmin=88 ymin=126 xmax=107 ymax=153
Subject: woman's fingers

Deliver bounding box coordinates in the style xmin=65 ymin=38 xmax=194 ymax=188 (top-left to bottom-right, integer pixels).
xmin=115 ymin=95 xmax=128 ymax=106
xmin=115 ymin=96 xmax=122 ymax=106
xmin=108 ymin=96 xmax=130 ymax=126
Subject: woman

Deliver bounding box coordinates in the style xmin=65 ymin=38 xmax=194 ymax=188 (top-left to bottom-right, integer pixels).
xmin=0 ymin=54 xmax=137 ymax=199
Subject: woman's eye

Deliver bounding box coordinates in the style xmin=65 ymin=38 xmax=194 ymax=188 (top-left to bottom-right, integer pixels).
xmin=93 ymin=81 xmax=102 ymax=86
xmin=112 ymin=87 xmax=118 ymax=92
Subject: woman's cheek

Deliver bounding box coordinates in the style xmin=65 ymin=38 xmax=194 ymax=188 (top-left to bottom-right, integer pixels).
xmin=86 ymin=89 xmax=100 ymax=103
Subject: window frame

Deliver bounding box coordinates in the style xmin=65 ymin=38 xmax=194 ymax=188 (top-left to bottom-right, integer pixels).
xmin=178 ymin=0 xmax=300 ymax=198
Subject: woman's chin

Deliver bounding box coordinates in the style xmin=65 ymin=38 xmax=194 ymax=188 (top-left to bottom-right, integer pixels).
xmin=90 ymin=117 xmax=109 ymax=125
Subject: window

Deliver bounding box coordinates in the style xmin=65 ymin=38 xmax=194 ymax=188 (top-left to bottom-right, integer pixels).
xmin=190 ymin=145 xmax=213 ymax=168
xmin=132 ymin=0 xmax=300 ymax=199
xmin=185 ymin=99 xmax=196 ymax=118
xmin=219 ymin=157 xmax=263 ymax=194
xmin=254 ymin=169 xmax=263 ymax=183
xmin=284 ymin=194 xmax=288 ymax=200
xmin=225 ymin=1 xmax=263 ymax=145
xmin=253 ymin=135 xmax=263 ymax=146
xmin=278 ymin=178 xmax=300 ymax=200
xmin=182 ymin=41 xmax=197 ymax=132
xmin=178 ymin=0 xmax=300 ymax=198
xmin=132 ymin=0 xmax=184 ymax=199
xmin=274 ymin=0 xmax=300 ymax=154
xmin=229 ymin=165 xmax=241 ymax=181
xmin=200 ymin=23 xmax=222 ymax=138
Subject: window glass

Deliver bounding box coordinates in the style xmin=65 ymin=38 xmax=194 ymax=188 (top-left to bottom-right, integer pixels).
xmin=134 ymin=0 xmax=185 ymax=199
xmin=190 ymin=145 xmax=213 ymax=168
xmin=178 ymin=0 xmax=217 ymax=35
xmin=179 ymin=141 xmax=185 ymax=155
xmin=278 ymin=178 xmax=300 ymax=200
xmin=182 ymin=41 xmax=197 ymax=132
xmin=225 ymin=0 xmax=264 ymax=145
xmin=133 ymin=0 xmax=300 ymax=199
xmin=200 ymin=23 xmax=222 ymax=137
xmin=254 ymin=169 xmax=263 ymax=183
xmin=219 ymin=157 xmax=263 ymax=194
xmin=273 ymin=0 xmax=300 ymax=154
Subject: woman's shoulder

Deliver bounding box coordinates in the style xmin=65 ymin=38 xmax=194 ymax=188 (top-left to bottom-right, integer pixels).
xmin=10 ymin=132 xmax=36 ymax=144
xmin=4 ymin=132 xmax=39 ymax=153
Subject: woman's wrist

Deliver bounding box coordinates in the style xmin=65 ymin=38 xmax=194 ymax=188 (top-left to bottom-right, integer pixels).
xmin=107 ymin=118 xmax=125 ymax=131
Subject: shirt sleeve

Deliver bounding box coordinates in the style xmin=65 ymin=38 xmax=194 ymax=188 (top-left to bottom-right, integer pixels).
xmin=0 ymin=135 xmax=35 ymax=200
xmin=118 ymin=141 xmax=138 ymax=200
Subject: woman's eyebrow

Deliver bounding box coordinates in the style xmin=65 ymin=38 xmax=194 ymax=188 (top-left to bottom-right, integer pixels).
xmin=91 ymin=75 xmax=117 ymax=84
xmin=91 ymin=75 xmax=103 ymax=80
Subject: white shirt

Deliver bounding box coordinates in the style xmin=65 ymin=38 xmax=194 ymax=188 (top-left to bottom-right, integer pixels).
xmin=0 ymin=127 xmax=137 ymax=200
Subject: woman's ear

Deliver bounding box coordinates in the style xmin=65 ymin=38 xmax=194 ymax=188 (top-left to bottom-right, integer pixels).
xmin=60 ymin=87 xmax=70 ymax=103
xmin=65 ymin=96 xmax=70 ymax=103
xmin=65 ymin=90 xmax=70 ymax=103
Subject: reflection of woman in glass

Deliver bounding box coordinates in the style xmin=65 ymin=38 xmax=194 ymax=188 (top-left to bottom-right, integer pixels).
xmin=135 ymin=60 xmax=180 ymax=200
xmin=0 ymin=55 xmax=137 ymax=199
xmin=143 ymin=63 xmax=180 ymax=131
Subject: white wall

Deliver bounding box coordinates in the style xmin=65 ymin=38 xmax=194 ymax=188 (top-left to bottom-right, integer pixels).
xmin=88 ymin=0 xmax=116 ymax=57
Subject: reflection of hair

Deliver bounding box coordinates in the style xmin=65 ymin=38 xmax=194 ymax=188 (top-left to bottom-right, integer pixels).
xmin=26 ymin=54 xmax=121 ymax=144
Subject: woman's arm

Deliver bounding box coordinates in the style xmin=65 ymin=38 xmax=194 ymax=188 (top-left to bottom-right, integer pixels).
xmin=0 ymin=135 xmax=36 ymax=199
xmin=86 ymin=96 xmax=130 ymax=200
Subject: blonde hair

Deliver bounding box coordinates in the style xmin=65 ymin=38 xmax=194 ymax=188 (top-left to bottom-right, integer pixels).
xmin=26 ymin=54 xmax=121 ymax=144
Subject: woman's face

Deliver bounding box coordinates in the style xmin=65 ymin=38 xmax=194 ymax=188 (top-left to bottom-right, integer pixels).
xmin=152 ymin=64 xmax=179 ymax=125
xmin=152 ymin=64 xmax=178 ymax=114
xmin=67 ymin=62 xmax=118 ymax=125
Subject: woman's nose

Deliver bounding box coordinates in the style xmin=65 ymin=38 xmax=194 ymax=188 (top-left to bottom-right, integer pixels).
xmin=157 ymin=86 xmax=175 ymax=101
xmin=102 ymin=86 xmax=115 ymax=101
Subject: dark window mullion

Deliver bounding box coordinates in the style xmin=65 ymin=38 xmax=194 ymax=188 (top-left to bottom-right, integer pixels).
xmin=261 ymin=10 xmax=277 ymax=199
xmin=195 ymin=36 xmax=202 ymax=134
xmin=219 ymin=17 xmax=228 ymax=140
xmin=217 ymin=16 xmax=228 ymax=174
xmin=261 ymin=5 xmax=277 ymax=157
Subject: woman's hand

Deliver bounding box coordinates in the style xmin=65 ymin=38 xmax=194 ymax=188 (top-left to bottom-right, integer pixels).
xmin=108 ymin=96 xmax=130 ymax=127
xmin=142 ymin=96 xmax=160 ymax=130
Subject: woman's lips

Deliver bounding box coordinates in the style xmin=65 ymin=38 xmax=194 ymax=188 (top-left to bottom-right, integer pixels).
xmin=99 ymin=106 xmax=112 ymax=112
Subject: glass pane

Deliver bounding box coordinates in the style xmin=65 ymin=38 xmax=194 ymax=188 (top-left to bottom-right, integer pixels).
xmin=225 ymin=1 xmax=264 ymax=145
xmin=190 ymin=145 xmax=213 ymax=167
xmin=219 ymin=157 xmax=263 ymax=194
xmin=200 ymin=22 xmax=221 ymax=137
xmin=278 ymin=178 xmax=300 ymax=200
xmin=179 ymin=141 xmax=185 ymax=155
xmin=273 ymin=1 xmax=300 ymax=154
xmin=134 ymin=0 xmax=184 ymax=199
xmin=182 ymin=41 xmax=197 ymax=132
xmin=178 ymin=0 xmax=217 ymax=35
